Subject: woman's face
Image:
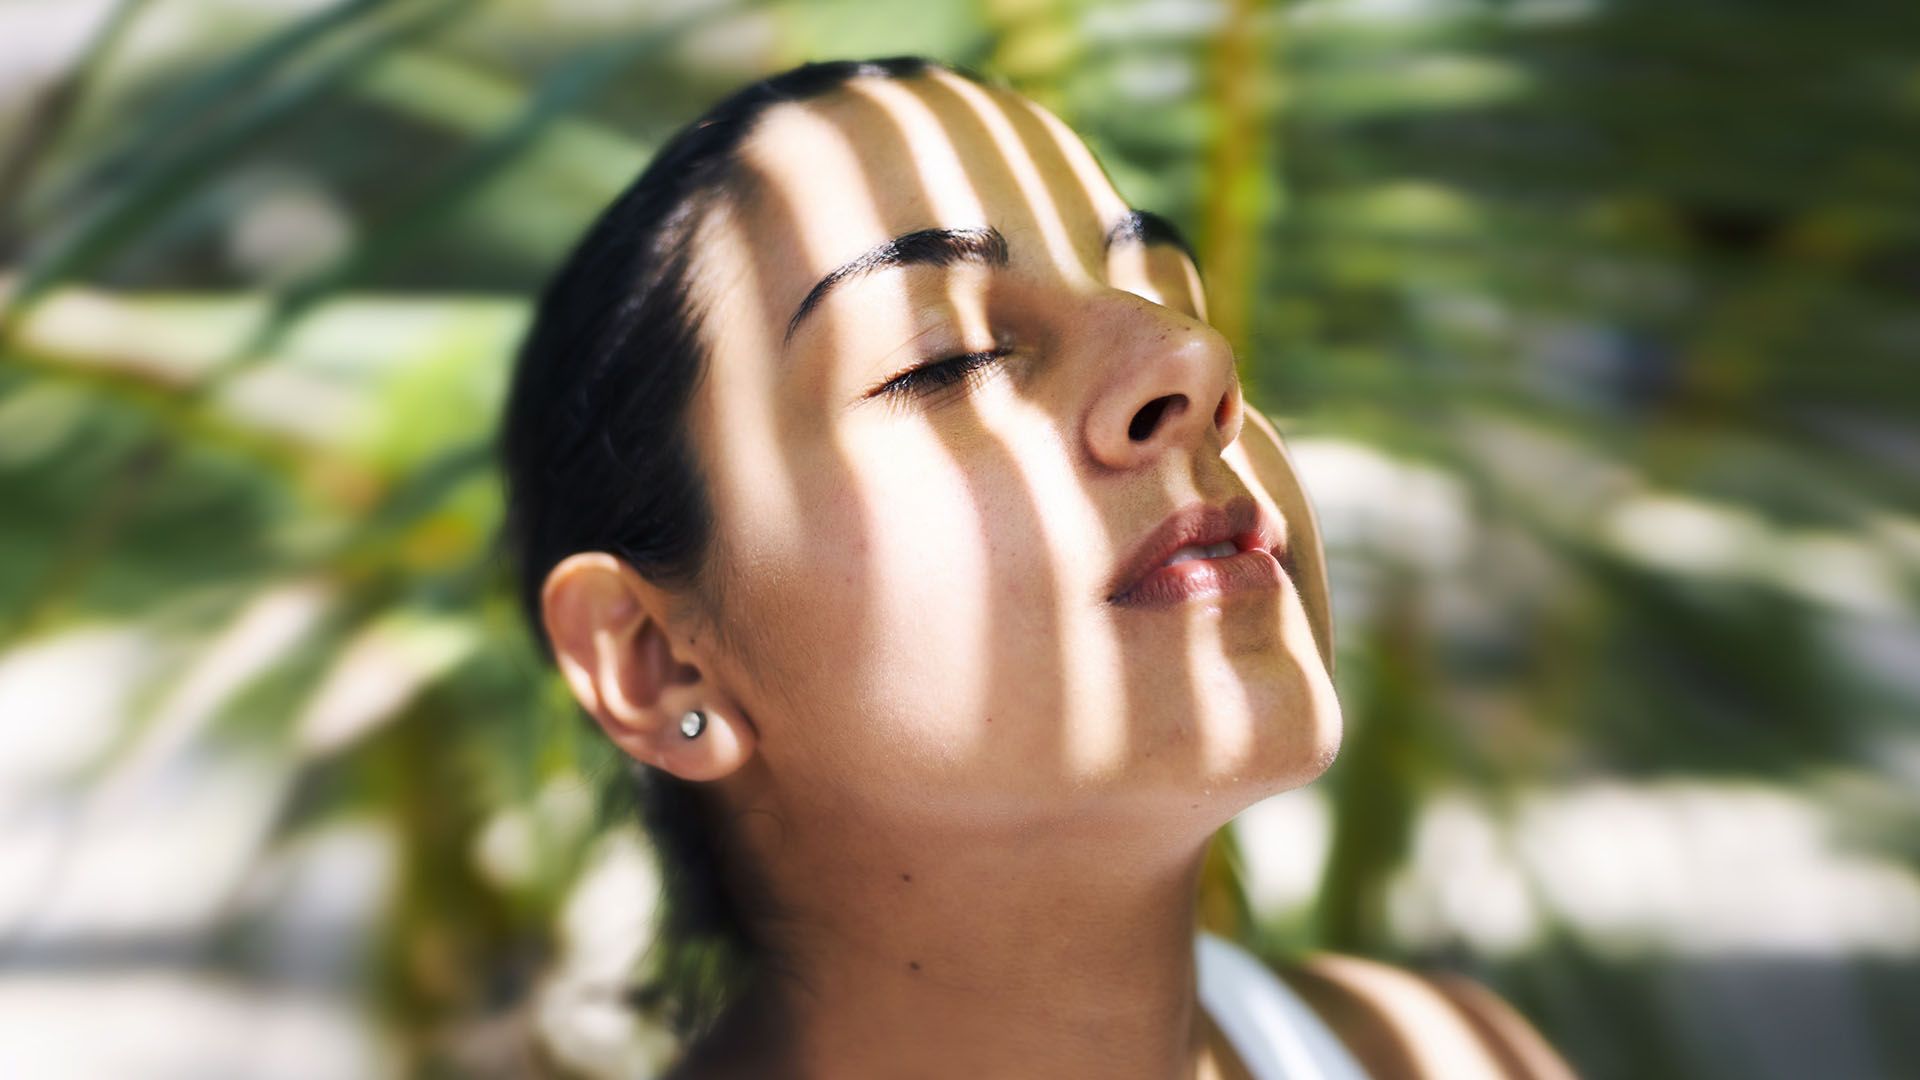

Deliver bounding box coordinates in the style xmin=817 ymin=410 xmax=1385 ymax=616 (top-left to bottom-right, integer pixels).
xmin=681 ymin=71 xmax=1340 ymax=836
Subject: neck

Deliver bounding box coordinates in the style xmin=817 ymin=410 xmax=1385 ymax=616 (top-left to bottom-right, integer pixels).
xmin=694 ymin=806 xmax=1221 ymax=1080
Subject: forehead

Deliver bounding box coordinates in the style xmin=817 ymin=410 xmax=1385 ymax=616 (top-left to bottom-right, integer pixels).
xmin=716 ymin=72 xmax=1134 ymax=302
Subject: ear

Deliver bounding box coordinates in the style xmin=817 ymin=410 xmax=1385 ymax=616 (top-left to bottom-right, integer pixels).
xmin=1231 ymin=409 xmax=1336 ymax=674
xmin=541 ymin=552 xmax=755 ymax=782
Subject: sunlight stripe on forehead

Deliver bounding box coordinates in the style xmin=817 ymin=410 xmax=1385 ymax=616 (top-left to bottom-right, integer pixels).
xmin=1018 ymin=93 xmax=1141 ymax=226
xmin=932 ymin=75 xmax=1087 ymax=279
xmin=853 ymin=77 xmax=990 ymax=226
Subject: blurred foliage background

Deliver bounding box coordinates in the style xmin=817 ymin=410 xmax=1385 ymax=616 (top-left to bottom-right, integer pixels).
xmin=2 ymin=0 xmax=1917 ymax=1076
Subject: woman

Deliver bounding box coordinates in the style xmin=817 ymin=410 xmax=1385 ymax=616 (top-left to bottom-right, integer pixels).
xmin=503 ymin=56 xmax=1572 ymax=1079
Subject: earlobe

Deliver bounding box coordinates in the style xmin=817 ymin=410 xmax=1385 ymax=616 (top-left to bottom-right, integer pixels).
xmin=655 ymin=704 xmax=758 ymax=783
xmin=541 ymin=552 xmax=758 ymax=782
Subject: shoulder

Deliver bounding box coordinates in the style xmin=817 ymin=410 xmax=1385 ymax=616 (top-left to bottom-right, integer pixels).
xmin=1271 ymin=952 xmax=1578 ymax=1080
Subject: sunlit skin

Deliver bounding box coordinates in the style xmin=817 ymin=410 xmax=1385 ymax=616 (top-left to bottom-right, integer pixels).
xmin=544 ymin=69 xmax=1344 ymax=1078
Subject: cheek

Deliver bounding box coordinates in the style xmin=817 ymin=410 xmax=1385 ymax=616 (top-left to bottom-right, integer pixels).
xmin=1223 ymin=431 xmax=1334 ymax=671
xmin=798 ymin=415 xmax=1139 ymax=795
xmin=714 ymin=424 xmax=1008 ymax=767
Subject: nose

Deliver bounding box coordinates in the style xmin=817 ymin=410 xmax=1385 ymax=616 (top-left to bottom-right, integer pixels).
xmin=1083 ymin=293 xmax=1244 ymax=472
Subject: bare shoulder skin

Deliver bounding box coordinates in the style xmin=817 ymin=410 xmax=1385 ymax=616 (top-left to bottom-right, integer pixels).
xmin=1278 ymin=953 xmax=1579 ymax=1080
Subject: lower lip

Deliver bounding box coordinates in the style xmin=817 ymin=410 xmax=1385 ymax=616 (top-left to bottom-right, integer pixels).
xmin=1111 ymin=547 xmax=1286 ymax=608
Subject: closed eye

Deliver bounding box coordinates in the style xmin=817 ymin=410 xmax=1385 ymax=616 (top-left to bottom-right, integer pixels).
xmin=866 ymin=346 xmax=1013 ymax=403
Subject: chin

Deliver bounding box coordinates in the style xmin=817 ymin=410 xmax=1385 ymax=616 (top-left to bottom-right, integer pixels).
xmin=1198 ymin=660 xmax=1344 ymax=803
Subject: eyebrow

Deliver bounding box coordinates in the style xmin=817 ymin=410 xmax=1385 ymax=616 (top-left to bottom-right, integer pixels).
xmin=782 ymin=209 xmax=1197 ymax=347
xmin=1104 ymin=208 xmax=1196 ymax=264
xmin=783 ymin=226 xmax=1005 ymax=347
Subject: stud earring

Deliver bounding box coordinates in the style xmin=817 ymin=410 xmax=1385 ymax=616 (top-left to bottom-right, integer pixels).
xmin=679 ymin=709 xmax=707 ymax=739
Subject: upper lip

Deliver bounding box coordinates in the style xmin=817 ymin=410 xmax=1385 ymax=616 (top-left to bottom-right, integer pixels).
xmin=1105 ymin=494 xmax=1282 ymax=602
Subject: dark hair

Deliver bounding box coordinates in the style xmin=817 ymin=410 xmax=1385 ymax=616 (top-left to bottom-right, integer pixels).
xmin=500 ymin=56 xmax=984 ymax=1040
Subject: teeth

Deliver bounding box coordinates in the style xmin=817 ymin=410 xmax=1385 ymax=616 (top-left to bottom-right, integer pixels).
xmin=1162 ymin=540 xmax=1239 ymax=567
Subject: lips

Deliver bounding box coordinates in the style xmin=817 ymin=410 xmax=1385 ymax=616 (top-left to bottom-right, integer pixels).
xmin=1105 ymin=494 xmax=1285 ymax=605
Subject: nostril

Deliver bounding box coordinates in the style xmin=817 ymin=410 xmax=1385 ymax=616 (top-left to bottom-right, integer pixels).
xmin=1129 ymin=394 xmax=1184 ymax=442
xmin=1213 ymin=388 xmax=1234 ymax=431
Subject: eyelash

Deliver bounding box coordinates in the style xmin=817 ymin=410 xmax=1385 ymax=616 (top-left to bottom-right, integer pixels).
xmin=869 ymin=346 xmax=1013 ymax=402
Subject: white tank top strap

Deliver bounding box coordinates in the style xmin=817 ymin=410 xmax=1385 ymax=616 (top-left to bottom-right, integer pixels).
xmin=1195 ymin=930 xmax=1373 ymax=1080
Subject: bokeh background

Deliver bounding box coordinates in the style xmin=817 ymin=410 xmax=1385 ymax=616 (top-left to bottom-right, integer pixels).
xmin=2 ymin=0 xmax=1917 ymax=1076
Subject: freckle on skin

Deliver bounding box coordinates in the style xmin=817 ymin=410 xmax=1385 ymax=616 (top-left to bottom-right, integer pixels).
xmin=909 ymin=961 xmax=921 ymax=972
xmin=901 ymin=872 xmax=912 ymax=882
